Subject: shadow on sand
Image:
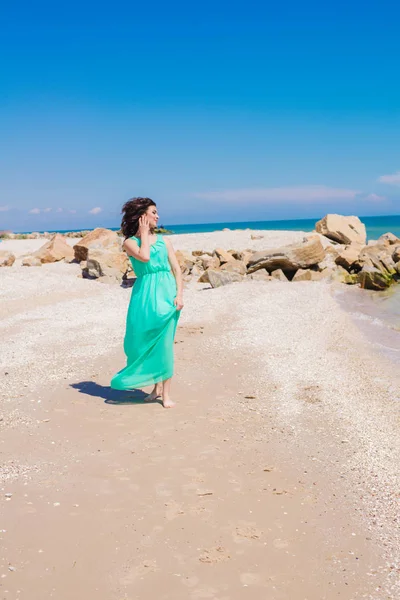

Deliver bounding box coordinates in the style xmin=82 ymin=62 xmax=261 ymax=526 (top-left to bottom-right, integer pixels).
xmin=70 ymin=381 xmax=160 ymax=405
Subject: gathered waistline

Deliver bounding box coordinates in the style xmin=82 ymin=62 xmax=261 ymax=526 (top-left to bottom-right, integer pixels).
xmin=137 ymin=269 xmax=172 ymax=278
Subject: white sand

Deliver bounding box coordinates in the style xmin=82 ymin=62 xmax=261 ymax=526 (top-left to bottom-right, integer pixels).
xmin=0 ymin=237 xmax=77 ymax=258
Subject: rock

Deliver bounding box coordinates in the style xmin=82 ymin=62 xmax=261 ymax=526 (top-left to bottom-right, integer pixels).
xmin=214 ymin=248 xmax=234 ymax=264
xmin=292 ymin=268 xmax=324 ymax=281
xmin=0 ymin=251 xmax=15 ymax=267
xmin=191 ymin=264 xmax=203 ymax=277
xmin=319 ymin=267 xmax=335 ymax=279
xmin=355 ymin=244 xmax=397 ymax=276
xmin=175 ymin=250 xmax=195 ymax=274
xmin=304 ymin=232 xmax=340 ymax=249
xmin=201 ymin=254 xmax=220 ymax=270
xmin=395 ymin=261 xmax=400 ymax=275
xmin=357 ymin=265 xmax=393 ymax=291
xmin=22 ymin=256 xmax=42 ymax=267
xmin=198 ymin=270 xmax=211 ymax=283
xmin=192 ymin=250 xmax=205 ymax=257
xmin=334 ymin=244 xmax=362 ymax=270
xmin=377 ymin=232 xmax=400 ymax=246
xmin=122 ymin=261 xmax=136 ymax=285
xmin=315 ymin=214 xmax=367 ymax=245
xmin=249 ymin=269 xmax=271 ymax=281
xmin=232 ymin=249 xmax=254 ymax=264
xmin=393 ymin=246 xmax=400 ymax=263
xmin=222 ymin=228 xmax=230 ymax=231
xmin=270 ymin=269 xmax=289 ymax=282
xmin=32 ymin=234 xmax=74 ymax=263
xmin=83 ymin=248 xmax=129 ymax=283
xmin=220 ymin=259 xmax=247 ymax=275
xmin=74 ymin=228 xmax=121 ymax=262
xmin=331 ymin=265 xmax=357 ymax=285
xmin=207 ymin=269 xmax=244 ymax=288
xmin=247 ymin=237 xmax=325 ymax=275
xmin=251 ymin=234 xmax=264 ymax=240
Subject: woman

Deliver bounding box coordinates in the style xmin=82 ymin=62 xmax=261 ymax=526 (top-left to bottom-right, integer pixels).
xmin=110 ymin=197 xmax=183 ymax=408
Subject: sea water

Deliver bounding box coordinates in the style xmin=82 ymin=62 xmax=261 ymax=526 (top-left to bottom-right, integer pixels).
xmin=15 ymin=214 xmax=400 ymax=240
xmin=335 ymin=285 xmax=400 ymax=366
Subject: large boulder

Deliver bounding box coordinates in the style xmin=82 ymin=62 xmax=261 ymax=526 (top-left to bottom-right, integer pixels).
xmin=83 ymin=248 xmax=129 ymax=283
xmin=0 ymin=250 xmax=15 ymax=267
xmin=357 ymin=265 xmax=393 ymax=291
xmin=22 ymin=256 xmax=42 ymax=267
xmin=200 ymin=254 xmax=220 ymax=270
xmin=74 ymin=228 xmax=121 ymax=262
xmin=292 ymin=268 xmax=324 ymax=282
xmin=249 ymin=269 xmax=271 ymax=281
xmin=315 ymin=214 xmax=367 ymax=245
xmin=207 ymin=269 xmax=244 ymax=288
xmin=270 ymin=269 xmax=289 ymax=282
xmin=247 ymin=237 xmax=325 ymax=276
xmin=220 ymin=259 xmax=247 ymax=275
xmin=355 ymin=244 xmax=397 ymax=276
xmin=232 ymin=249 xmax=254 ymax=264
xmin=330 ymin=265 xmax=358 ymax=285
xmin=32 ymin=234 xmax=74 ymax=264
xmin=377 ymin=232 xmax=400 ymax=246
xmin=175 ymin=250 xmax=195 ymax=274
xmin=334 ymin=244 xmax=362 ymax=270
xmin=214 ymin=248 xmax=234 ymax=264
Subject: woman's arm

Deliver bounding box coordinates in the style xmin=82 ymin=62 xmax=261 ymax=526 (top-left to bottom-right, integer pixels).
xmin=164 ymin=238 xmax=184 ymax=311
xmin=123 ymin=215 xmax=151 ymax=262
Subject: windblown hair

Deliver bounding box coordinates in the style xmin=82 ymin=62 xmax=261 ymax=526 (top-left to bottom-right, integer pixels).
xmin=120 ymin=197 xmax=157 ymax=239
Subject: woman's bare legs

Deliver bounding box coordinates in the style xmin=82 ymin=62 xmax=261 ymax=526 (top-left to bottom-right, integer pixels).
xmin=144 ymin=382 xmax=163 ymax=402
xmin=162 ymin=378 xmax=175 ymax=408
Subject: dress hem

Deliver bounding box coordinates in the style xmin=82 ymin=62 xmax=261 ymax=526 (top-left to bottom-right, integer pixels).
xmin=110 ymin=371 xmax=173 ymax=391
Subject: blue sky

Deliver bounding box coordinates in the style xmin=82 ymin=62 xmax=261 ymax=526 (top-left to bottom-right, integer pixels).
xmin=1 ymin=0 xmax=399 ymax=231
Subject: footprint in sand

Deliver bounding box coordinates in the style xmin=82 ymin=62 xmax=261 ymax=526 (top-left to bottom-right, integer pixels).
xmin=299 ymin=383 xmax=322 ymax=404
xmin=233 ymin=522 xmax=262 ymax=542
xmin=199 ymin=546 xmax=230 ymax=564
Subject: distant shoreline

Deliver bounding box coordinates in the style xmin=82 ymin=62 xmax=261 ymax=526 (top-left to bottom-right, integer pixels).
xmin=4 ymin=213 xmax=400 ymax=240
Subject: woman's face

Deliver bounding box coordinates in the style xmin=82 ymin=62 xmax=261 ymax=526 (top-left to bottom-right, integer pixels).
xmin=145 ymin=204 xmax=159 ymax=228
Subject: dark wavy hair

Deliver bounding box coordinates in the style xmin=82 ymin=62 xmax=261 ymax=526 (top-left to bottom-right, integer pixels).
xmin=121 ymin=197 xmax=157 ymax=239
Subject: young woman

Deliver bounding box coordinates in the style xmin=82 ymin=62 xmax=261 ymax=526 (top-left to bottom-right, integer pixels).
xmin=110 ymin=197 xmax=183 ymax=408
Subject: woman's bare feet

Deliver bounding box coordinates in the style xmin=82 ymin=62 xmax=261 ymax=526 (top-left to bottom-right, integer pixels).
xmin=162 ymin=396 xmax=175 ymax=409
xmin=161 ymin=377 xmax=174 ymax=408
xmin=144 ymin=384 xmax=162 ymax=402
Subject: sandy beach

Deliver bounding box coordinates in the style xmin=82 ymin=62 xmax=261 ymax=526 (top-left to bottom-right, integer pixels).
xmin=1 ymin=230 xmax=399 ymax=599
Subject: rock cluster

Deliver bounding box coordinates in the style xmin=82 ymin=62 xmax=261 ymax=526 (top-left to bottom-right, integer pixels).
xmin=2 ymin=215 xmax=399 ymax=292
xmin=175 ymin=215 xmax=400 ymax=292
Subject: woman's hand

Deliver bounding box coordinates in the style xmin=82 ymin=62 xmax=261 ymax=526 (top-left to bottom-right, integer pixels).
xmin=138 ymin=214 xmax=150 ymax=235
xmin=174 ymin=295 xmax=184 ymax=311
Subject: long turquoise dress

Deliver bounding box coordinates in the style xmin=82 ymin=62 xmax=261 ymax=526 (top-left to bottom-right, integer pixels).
xmin=111 ymin=235 xmax=180 ymax=390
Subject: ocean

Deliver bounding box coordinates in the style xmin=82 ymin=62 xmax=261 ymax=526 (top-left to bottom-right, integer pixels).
xmin=15 ymin=214 xmax=400 ymax=240
xmin=164 ymin=215 xmax=400 ymax=240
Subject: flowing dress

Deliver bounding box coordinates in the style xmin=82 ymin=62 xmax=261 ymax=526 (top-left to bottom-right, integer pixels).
xmin=110 ymin=235 xmax=180 ymax=390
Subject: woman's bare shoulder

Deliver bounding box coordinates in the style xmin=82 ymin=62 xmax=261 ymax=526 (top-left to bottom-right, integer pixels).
xmin=123 ymin=237 xmax=139 ymax=253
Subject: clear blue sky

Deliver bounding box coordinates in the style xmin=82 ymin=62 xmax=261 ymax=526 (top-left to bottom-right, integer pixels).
xmin=1 ymin=0 xmax=399 ymax=231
